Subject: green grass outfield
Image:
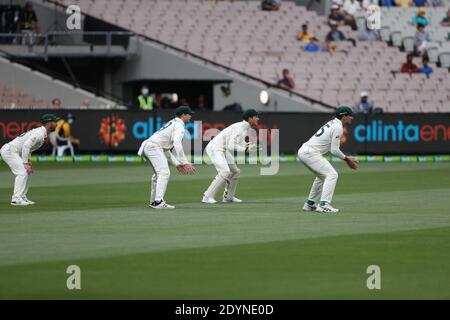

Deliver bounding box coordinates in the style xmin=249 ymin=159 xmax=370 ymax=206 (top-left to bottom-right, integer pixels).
xmin=0 ymin=161 xmax=449 ymax=299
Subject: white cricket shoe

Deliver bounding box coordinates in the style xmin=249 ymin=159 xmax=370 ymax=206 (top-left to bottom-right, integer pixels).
xmin=11 ymin=198 xmax=29 ymax=206
xmin=222 ymin=196 xmax=242 ymax=203
xmin=202 ymin=196 xmax=217 ymax=204
xmin=302 ymin=202 xmax=316 ymax=212
xmin=22 ymin=197 xmax=35 ymax=205
xmin=316 ymin=204 xmax=339 ymax=213
xmin=149 ymin=200 xmax=175 ymax=209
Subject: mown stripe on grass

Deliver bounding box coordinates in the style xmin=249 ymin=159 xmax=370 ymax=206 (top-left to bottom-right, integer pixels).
xmin=0 ymin=188 xmax=449 ymax=267
xmin=0 ymin=226 xmax=449 ymax=299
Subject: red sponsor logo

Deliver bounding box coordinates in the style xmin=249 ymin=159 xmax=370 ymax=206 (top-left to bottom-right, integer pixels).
xmin=0 ymin=121 xmax=41 ymax=140
xmin=98 ymin=115 xmax=127 ymax=147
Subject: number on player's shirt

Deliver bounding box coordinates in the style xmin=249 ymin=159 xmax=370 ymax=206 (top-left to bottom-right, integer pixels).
xmin=315 ymin=123 xmax=331 ymax=137
xmin=158 ymin=121 xmax=173 ymax=132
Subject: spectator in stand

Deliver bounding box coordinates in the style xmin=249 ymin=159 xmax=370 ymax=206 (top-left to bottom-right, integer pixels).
xmin=441 ymin=9 xmax=450 ymax=26
xmin=354 ymin=92 xmax=374 ymax=114
xmin=261 ymin=0 xmax=281 ymax=11
xmin=154 ymin=93 xmax=163 ymax=109
xmin=197 ymin=94 xmax=206 ymax=111
xmin=362 ymin=0 xmax=379 ymax=9
xmin=277 ymin=69 xmax=295 ymax=90
xmin=136 ymin=85 xmax=154 ymax=110
xmin=419 ymin=56 xmax=433 ymax=75
xmin=328 ymin=4 xmax=346 ymax=27
xmin=51 ymin=98 xmax=62 ymax=109
xmin=401 ymin=53 xmax=420 ymax=73
xmin=326 ymin=20 xmax=346 ymax=52
xmin=304 ymin=37 xmax=323 ymax=52
xmin=380 ymin=0 xmax=395 ymax=8
xmin=358 ymin=25 xmax=381 ymax=42
xmin=411 ymin=8 xmax=429 ymax=27
xmin=329 ymin=3 xmax=357 ymax=31
xmin=82 ymin=98 xmax=91 ymax=108
xmin=55 ymin=113 xmax=80 ymax=152
xmin=395 ymin=0 xmax=413 ymax=7
xmin=429 ymin=0 xmax=443 ymax=6
xmin=414 ymin=23 xmax=431 ymax=55
xmin=179 ymin=97 xmax=190 ymax=107
xmin=412 ymin=0 xmax=430 ymax=7
xmin=163 ymin=94 xmax=176 ymax=109
xmin=343 ymin=0 xmax=361 ymax=30
xmin=17 ymin=2 xmax=39 ymax=45
xmin=17 ymin=2 xmax=39 ymax=32
xmin=298 ymin=24 xmax=315 ymax=42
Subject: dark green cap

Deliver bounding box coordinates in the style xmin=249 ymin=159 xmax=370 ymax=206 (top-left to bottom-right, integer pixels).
xmin=243 ymin=108 xmax=262 ymax=120
xmin=175 ymin=106 xmax=195 ymax=116
xmin=335 ymin=106 xmax=354 ymax=117
xmin=40 ymin=113 xmax=60 ymax=124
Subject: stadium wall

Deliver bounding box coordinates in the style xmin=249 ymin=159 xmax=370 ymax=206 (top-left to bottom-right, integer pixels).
xmin=1 ymin=110 xmax=449 ymax=155
xmin=112 ymin=39 xmax=331 ymax=113
xmin=0 ymin=56 xmax=116 ymax=107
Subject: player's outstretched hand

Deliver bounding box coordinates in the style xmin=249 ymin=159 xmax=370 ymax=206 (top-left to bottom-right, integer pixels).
xmin=176 ymin=164 xmax=196 ymax=175
xmin=176 ymin=165 xmax=188 ymax=175
xmin=344 ymin=157 xmax=358 ymax=170
xmin=245 ymin=142 xmax=262 ymax=153
xmin=183 ymin=164 xmax=196 ymax=174
xmin=24 ymin=162 xmax=33 ymax=174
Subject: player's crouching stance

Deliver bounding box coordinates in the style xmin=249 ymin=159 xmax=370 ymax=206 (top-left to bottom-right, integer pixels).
xmin=137 ymin=106 xmax=196 ymax=209
xmin=298 ymin=106 xmax=358 ymax=213
xmin=0 ymin=114 xmax=59 ymax=206
xmin=202 ymin=109 xmax=262 ymax=204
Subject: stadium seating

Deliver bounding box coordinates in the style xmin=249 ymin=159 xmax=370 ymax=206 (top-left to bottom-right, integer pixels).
xmin=372 ymin=6 xmax=450 ymax=63
xmin=0 ymin=80 xmax=50 ymax=109
xmin=57 ymin=0 xmax=450 ymax=113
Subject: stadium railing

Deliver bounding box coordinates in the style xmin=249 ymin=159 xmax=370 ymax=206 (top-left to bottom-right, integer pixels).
xmin=0 ymin=31 xmax=136 ymax=60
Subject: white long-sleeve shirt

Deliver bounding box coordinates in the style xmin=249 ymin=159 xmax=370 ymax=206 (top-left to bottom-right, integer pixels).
xmin=208 ymin=120 xmax=250 ymax=153
xmin=137 ymin=117 xmax=189 ymax=166
xmin=303 ymin=118 xmax=346 ymax=159
xmin=343 ymin=0 xmax=361 ymax=16
xmin=3 ymin=126 xmax=47 ymax=162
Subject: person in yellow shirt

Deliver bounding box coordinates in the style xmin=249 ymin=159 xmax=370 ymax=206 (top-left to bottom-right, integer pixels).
xmin=55 ymin=113 xmax=80 ymax=151
xmin=137 ymin=85 xmax=154 ymax=110
xmin=395 ymin=0 xmax=412 ymax=8
xmin=298 ymin=24 xmax=315 ymax=42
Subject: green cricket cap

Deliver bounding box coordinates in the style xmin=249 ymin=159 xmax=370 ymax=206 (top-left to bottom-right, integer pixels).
xmin=335 ymin=106 xmax=354 ymax=117
xmin=175 ymin=106 xmax=195 ymax=116
xmin=243 ymin=108 xmax=262 ymax=120
xmin=40 ymin=113 xmax=60 ymax=124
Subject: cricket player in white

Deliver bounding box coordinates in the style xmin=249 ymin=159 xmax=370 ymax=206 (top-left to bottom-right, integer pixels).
xmin=137 ymin=106 xmax=196 ymax=209
xmin=0 ymin=114 xmax=59 ymax=206
xmin=298 ymin=106 xmax=358 ymax=213
xmin=202 ymin=109 xmax=261 ymax=204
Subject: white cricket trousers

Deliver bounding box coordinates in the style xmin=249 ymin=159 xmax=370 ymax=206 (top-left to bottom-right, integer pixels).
xmin=0 ymin=144 xmax=32 ymax=202
xmin=142 ymin=142 xmax=170 ymax=203
xmin=203 ymin=144 xmax=240 ymax=199
xmin=297 ymin=145 xmax=338 ymax=204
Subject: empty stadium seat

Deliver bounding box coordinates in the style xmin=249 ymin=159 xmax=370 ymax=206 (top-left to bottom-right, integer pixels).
xmin=62 ymin=0 xmax=450 ymax=113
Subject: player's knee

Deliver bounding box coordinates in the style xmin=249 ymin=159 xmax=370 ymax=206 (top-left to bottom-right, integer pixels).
xmin=328 ymin=170 xmax=338 ymax=180
xmin=230 ymin=167 xmax=240 ymax=178
xmin=15 ymin=169 xmax=27 ymax=177
xmin=218 ymin=169 xmax=231 ymax=180
xmin=159 ymin=168 xmax=170 ymax=179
